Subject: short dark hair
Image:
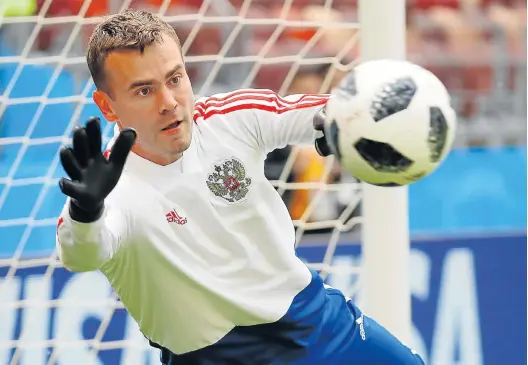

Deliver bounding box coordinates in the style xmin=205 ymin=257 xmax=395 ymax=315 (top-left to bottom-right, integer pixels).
xmin=86 ymin=8 xmax=181 ymax=94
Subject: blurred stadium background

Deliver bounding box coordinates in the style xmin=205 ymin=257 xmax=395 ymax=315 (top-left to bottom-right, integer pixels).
xmin=0 ymin=0 xmax=526 ymax=364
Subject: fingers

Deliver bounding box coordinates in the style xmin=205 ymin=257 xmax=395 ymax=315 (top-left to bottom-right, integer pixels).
xmin=59 ymin=147 xmax=82 ymax=181
xmin=108 ymin=128 xmax=137 ymax=168
xmin=58 ymin=178 xmax=84 ymax=200
xmin=84 ymin=117 xmax=102 ymax=157
xmin=72 ymin=126 xmax=91 ymax=167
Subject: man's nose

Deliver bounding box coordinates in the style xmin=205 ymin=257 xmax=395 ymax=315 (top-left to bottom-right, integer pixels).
xmin=158 ymin=86 xmax=177 ymax=114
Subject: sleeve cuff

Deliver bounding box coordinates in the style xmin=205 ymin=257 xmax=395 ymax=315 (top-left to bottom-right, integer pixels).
xmin=69 ymin=200 xmax=104 ymax=223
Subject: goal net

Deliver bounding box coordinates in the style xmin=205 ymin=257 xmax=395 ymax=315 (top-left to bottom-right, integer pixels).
xmin=0 ymin=0 xmax=409 ymax=364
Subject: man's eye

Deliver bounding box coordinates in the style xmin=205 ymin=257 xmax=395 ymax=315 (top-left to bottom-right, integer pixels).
xmin=171 ymin=76 xmax=181 ymax=85
xmin=138 ymin=88 xmax=150 ymax=96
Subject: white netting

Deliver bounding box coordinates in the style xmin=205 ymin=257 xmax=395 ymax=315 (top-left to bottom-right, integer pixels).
xmin=0 ymin=1 xmax=368 ymax=364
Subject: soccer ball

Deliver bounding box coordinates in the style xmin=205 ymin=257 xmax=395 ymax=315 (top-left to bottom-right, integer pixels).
xmin=323 ymin=59 xmax=457 ymax=186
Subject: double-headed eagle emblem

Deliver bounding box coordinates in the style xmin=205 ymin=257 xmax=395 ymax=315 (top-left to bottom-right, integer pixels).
xmin=206 ymin=158 xmax=252 ymax=203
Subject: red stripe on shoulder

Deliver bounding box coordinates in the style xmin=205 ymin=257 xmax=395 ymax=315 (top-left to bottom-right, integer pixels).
xmin=200 ymin=98 xmax=327 ymax=121
xmin=202 ymin=89 xmax=284 ymax=103
xmin=193 ymin=90 xmax=329 ymax=122
xmin=195 ymin=89 xmax=327 ymax=108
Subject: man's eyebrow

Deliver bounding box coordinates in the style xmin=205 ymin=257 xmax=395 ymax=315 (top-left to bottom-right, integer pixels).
xmin=128 ymin=64 xmax=184 ymax=90
xmin=165 ymin=64 xmax=183 ymax=79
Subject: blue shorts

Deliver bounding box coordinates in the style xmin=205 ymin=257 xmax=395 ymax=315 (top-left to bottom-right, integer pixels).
xmin=155 ymin=271 xmax=425 ymax=365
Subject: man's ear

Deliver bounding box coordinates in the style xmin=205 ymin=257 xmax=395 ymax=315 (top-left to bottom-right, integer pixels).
xmin=93 ymin=90 xmax=118 ymax=122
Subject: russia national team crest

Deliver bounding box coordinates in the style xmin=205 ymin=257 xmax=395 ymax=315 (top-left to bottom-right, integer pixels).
xmin=207 ymin=157 xmax=252 ymax=203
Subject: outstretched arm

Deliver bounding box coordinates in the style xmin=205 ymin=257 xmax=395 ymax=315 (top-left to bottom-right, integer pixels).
xmin=194 ymin=89 xmax=332 ymax=156
xmin=250 ymin=91 xmax=330 ymax=153
xmin=56 ymin=198 xmax=130 ymax=272
xmin=56 ymin=118 xmax=136 ymax=272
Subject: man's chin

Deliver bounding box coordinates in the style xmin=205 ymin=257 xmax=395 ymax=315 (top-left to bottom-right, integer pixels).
xmin=170 ymin=137 xmax=191 ymax=155
xmin=159 ymin=123 xmax=192 ymax=154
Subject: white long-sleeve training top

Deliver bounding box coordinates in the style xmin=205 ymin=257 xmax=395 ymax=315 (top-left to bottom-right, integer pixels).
xmin=56 ymin=88 xmax=330 ymax=357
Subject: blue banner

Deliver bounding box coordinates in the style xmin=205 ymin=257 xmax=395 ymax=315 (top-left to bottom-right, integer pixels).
xmin=1 ymin=234 xmax=525 ymax=365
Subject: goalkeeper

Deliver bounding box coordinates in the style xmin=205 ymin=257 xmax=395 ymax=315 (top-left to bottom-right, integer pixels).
xmin=56 ymin=8 xmax=424 ymax=365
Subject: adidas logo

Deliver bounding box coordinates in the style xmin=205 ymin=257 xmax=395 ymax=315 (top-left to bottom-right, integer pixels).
xmin=166 ymin=209 xmax=187 ymax=225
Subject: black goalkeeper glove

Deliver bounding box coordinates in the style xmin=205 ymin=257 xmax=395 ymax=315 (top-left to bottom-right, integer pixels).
xmin=313 ymin=107 xmax=332 ymax=157
xmin=58 ymin=117 xmax=137 ymax=223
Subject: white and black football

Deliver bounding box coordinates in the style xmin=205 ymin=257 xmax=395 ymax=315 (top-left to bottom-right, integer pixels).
xmin=324 ymin=59 xmax=457 ymax=186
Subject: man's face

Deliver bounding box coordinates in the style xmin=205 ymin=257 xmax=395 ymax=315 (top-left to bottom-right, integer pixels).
xmin=94 ymin=34 xmax=194 ymax=164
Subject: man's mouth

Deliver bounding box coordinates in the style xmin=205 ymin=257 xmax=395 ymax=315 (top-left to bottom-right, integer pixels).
xmin=162 ymin=120 xmax=182 ymax=131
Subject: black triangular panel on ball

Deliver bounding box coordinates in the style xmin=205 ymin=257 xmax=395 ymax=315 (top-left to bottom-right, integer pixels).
xmin=428 ymin=106 xmax=449 ymax=162
xmin=354 ymin=138 xmax=413 ymax=173
xmin=370 ymin=77 xmax=417 ymax=122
